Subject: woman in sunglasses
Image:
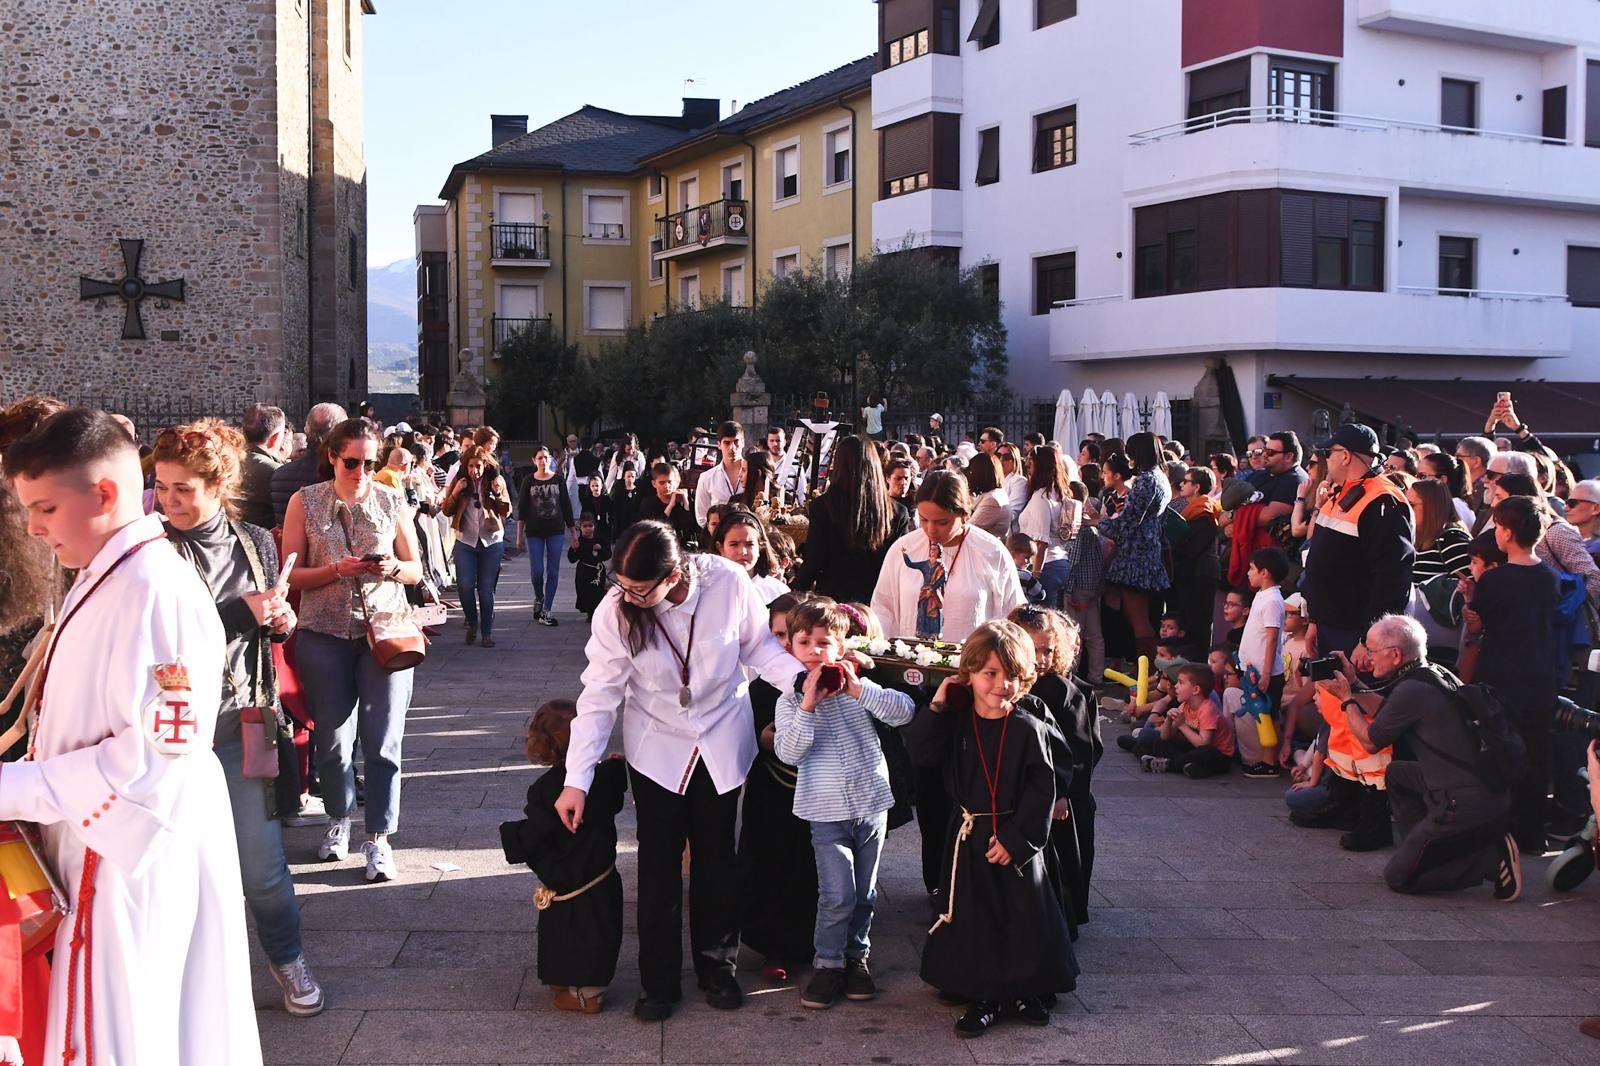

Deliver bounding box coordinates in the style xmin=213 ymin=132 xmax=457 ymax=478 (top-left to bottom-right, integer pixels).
xmin=282 ymin=417 xmax=423 ymax=884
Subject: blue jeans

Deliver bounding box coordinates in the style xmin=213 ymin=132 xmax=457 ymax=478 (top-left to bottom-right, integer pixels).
xmin=526 ymin=532 xmax=566 ymax=610
xmin=217 ymin=738 xmax=303 ymax=965
xmin=810 ymin=811 xmax=887 ymax=970
xmin=1284 ymin=781 xmax=1332 ymax=812
xmin=297 ymin=630 xmax=413 ymax=835
xmin=1038 ymin=558 xmax=1072 ymax=608
xmin=454 ymin=540 xmax=504 ymax=636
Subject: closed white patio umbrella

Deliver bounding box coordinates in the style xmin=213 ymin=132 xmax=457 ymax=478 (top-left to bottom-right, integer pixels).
xmin=1054 ymin=389 xmax=1077 ymax=450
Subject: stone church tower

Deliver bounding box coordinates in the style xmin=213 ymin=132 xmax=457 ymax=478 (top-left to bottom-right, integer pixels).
xmin=0 ymin=0 xmax=374 ymax=425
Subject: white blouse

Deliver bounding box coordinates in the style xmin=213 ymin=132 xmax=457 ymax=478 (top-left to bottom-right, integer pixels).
xmin=1020 ymin=489 xmax=1081 ymax=563
xmin=567 ymin=555 xmax=803 ymax=796
xmin=871 ymin=525 xmax=1025 ymax=642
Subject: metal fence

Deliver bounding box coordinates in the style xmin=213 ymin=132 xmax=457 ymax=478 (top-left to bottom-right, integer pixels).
xmin=69 ymin=394 xmax=306 ymax=445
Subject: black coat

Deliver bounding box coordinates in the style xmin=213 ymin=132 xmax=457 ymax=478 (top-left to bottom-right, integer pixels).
xmin=500 ymin=760 xmax=628 ymax=988
xmin=792 ymin=495 xmax=914 ymax=605
xmin=737 ymin=679 xmax=818 ymax=965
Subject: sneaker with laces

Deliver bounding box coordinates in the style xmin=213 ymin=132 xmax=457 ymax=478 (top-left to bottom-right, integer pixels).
xmin=1242 ymin=762 xmax=1281 ymax=779
xmin=954 ymin=1000 xmax=1002 ymax=1037
xmin=800 ymin=968 xmax=846 ymax=1009
xmin=1141 ymin=755 xmax=1170 ymax=774
xmin=363 ymin=838 xmax=397 ymax=882
xmin=538 ymin=610 xmax=559 ymax=627
xmin=317 ymin=817 xmax=350 ymax=861
xmin=843 ymin=958 xmax=877 ymax=1001
xmin=268 ymin=955 xmax=326 ymax=1017
xmin=1492 ymin=832 xmax=1522 ymax=902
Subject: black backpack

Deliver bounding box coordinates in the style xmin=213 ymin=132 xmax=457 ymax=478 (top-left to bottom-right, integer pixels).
xmin=1405 ymin=664 xmax=1528 ymax=793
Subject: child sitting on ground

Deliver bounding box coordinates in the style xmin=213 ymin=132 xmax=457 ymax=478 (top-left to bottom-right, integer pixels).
xmin=499 ymin=700 xmax=627 ymax=1014
xmin=568 ymin=512 xmax=611 ymax=620
xmin=1006 ymin=533 xmax=1048 ymax=605
xmin=774 ymin=598 xmax=916 ymax=1010
xmin=1142 ymin=663 xmax=1237 ymax=778
xmin=906 ymin=620 xmax=1078 ymax=1037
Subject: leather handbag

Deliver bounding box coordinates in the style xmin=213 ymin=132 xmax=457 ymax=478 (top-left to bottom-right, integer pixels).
xmin=339 ymin=510 xmax=427 ymax=672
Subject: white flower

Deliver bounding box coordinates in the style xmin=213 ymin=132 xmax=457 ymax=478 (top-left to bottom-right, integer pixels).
xmin=844 ymin=636 xmax=870 ymax=652
xmin=867 ymin=638 xmax=892 ymax=657
xmin=914 ymin=646 xmax=942 ymax=667
xmin=892 ymin=640 xmax=914 ymax=659
xmin=944 ymin=654 xmax=962 ymax=669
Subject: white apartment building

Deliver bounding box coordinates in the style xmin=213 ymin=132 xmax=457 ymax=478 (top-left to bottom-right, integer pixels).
xmin=870 ymin=0 xmax=1600 ymax=449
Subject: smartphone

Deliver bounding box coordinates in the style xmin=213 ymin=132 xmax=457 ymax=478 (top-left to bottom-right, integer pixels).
xmin=275 ymin=552 xmax=297 ymax=592
xmin=362 ymin=552 xmax=385 ymax=564
xmin=942 ymin=681 xmax=974 ymax=713
xmin=1497 ymin=391 xmax=1511 ymax=404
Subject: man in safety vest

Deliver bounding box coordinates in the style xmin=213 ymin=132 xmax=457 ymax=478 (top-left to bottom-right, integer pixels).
xmin=1300 ymin=423 xmax=1415 ymax=660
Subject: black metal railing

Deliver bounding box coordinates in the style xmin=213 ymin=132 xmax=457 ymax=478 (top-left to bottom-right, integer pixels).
xmin=490 ymin=223 xmax=550 ymax=262
xmin=491 ymin=314 xmax=553 ymax=353
xmin=656 ymin=198 xmax=749 ymax=255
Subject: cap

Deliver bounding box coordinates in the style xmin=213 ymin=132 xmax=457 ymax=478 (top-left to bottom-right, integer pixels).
xmin=929 ymin=412 xmax=943 ymax=423
xmin=1284 ymin=592 xmax=1307 ymax=614
xmin=1316 ymin=422 xmax=1381 ymax=458
xmin=393 ymin=420 xmax=412 ymax=434
xmin=1570 ymin=479 xmax=1600 ymax=505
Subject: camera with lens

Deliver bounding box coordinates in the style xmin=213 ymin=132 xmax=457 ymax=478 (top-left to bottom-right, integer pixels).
xmin=1552 ymin=696 xmax=1600 ymax=740
xmin=1298 ymin=656 xmax=1340 ymax=682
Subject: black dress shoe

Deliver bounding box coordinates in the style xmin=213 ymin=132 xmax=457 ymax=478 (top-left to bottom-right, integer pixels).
xmin=697 ymin=972 xmax=744 ymax=1010
xmin=633 ymin=994 xmax=675 ymax=1022
xmin=955 ymin=1000 xmax=1002 ymax=1038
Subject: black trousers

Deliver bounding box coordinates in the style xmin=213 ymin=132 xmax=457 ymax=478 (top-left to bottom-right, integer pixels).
xmin=630 ymin=761 xmax=742 ymax=1000
xmin=915 ymin=764 xmax=951 ymax=895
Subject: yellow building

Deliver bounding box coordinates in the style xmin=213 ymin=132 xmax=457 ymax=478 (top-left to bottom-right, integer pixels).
xmin=428 ymin=57 xmax=874 ymax=406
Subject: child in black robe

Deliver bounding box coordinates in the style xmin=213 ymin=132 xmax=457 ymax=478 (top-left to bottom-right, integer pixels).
xmin=568 ymin=513 xmax=611 ymax=619
xmin=500 ymin=699 xmax=628 ymax=1013
xmin=907 ymin=620 xmax=1078 ymax=1038
xmin=1011 ymin=605 xmax=1102 ymax=931
xmin=737 ymin=593 xmax=819 ymax=981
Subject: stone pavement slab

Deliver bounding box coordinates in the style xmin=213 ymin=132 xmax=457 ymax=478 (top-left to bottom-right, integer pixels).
xmin=258 ymin=559 xmax=1600 ymax=1064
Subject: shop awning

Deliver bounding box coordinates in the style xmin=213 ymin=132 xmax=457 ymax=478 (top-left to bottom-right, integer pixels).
xmin=1267 ymin=376 xmax=1600 ymax=440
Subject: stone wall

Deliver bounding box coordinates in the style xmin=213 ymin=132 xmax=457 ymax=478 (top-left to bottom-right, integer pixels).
xmin=276 ymin=0 xmax=313 ymax=413
xmin=0 ymin=0 xmax=287 ymax=416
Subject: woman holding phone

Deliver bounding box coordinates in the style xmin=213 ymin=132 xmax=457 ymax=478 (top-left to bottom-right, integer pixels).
xmin=152 ymin=418 xmax=325 ymax=1017
xmin=282 ymin=417 xmax=422 ymax=885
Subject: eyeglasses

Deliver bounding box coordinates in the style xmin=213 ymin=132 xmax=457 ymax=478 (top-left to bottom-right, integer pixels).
xmin=1247 ymin=449 xmax=1266 ymax=458
xmin=156 ymin=428 xmax=212 ymax=450
xmin=1485 ymin=470 xmax=1502 ymax=481
xmin=1261 ymin=447 xmax=1285 ymax=457
xmin=339 ymin=457 xmax=381 ymax=473
xmin=607 ymin=572 xmax=670 ymax=602
xmin=1568 ymin=497 xmax=1596 ymax=509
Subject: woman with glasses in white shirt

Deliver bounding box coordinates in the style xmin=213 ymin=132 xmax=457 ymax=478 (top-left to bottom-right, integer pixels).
xmin=554 ymin=520 xmax=803 ymax=1023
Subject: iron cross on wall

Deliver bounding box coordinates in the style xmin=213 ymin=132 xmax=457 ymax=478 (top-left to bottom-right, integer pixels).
xmin=79 ymin=239 xmax=185 ymax=340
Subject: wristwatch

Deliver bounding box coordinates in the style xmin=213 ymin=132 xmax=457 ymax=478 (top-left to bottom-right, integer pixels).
xmin=1341 ymin=698 xmax=1363 ymax=716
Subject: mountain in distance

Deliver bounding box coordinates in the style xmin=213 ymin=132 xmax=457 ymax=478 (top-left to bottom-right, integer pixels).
xmin=367 ymin=258 xmax=418 ymax=394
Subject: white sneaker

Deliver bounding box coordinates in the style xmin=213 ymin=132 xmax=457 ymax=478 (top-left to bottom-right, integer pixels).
xmin=362 ymin=838 xmax=397 ymax=882
xmin=268 ymin=955 xmax=326 ymax=1017
xmin=317 ymin=817 xmax=351 ymax=861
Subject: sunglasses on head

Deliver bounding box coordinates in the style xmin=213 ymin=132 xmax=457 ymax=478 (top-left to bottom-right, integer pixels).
xmin=339 ymin=457 xmax=381 ymax=473
xmin=157 ymin=428 xmax=212 ymax=450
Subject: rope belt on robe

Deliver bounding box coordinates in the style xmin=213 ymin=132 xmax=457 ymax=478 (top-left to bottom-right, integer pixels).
xmin=927 ymin=807 xmax=1014 ymax=935
xmin=533 ymin=864 xmax=616 ymax=910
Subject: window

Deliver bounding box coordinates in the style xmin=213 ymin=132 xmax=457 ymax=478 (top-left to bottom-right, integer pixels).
xmin=881 ymin=0 xmax=959 ymax=66
xmin=722 ymin=161 xmax=744 ymax=202
xmin=775 ymin=144 xmax=799 ymax=202
xmin=1438 ymin=237 xmax=1476 ymax=295
xmin=774 ymin=252 xmax=800 ymax=279
xmin=678 ymin=175 xmax=698 ymax=210
xmin=648 ymin=237 xmax=664 ymax=282
xmin=347 ymin=230 xmax=358 ymax=287
xmin=585 ymin=284 xmax=628 ymax=332
xmin=722 ymin=263 xmax=745 ymax=305
xmin=825 ymin=241 xmax=852 ymax=279
xmin=1270 ymin=58 xmax=1333 ymax=122
xmin=825 ymin=127 xmax=852 ymax=187
xmin=978 ymin=262 xmax=999 ymax=314
xmin=975 ymin=126 xmax=999 ymax=186
xmin=886 ymin=28 xmax=930 ymax=67
xmin=1441 ymin=78 xmax=1478 ymax=132
xmin=880 ymin=113 xmax=960 ymax=197
xmin=969 ymin=0 xmax=999 ymax=48
xmin=1036 ymin=0 xmax=1075 ymax=29
xmin=1544 ymin=86 xmax=1568 ymax=143
xmin=1569 ymin=246 xmax=1600 ymax=307
xmin=1187 ymin=58 xmax=1250 ymax=124
xmin=648 ymin=173 xmax=665 ymax=200
xmin=1587 ymin=62 xmax=1600 ymax=147
xmin=678 ymin=272 xmax=700 ymax=309
xmin=1033 ymin=252 xmax=1075 ymax=314
xmin=1133 ymin=189 xmax=1385 ymax=298
xmin=1033 ymin=106 xmax=1076 ymax=171
xmin=585 ymin=192 xmax=626 ymax=240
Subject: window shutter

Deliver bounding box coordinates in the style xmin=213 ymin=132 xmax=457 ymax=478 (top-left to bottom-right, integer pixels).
xmin=881 ymin=116 xmax=932 ymax=181
xmin=976 ymin=127 xmax=999 ymax=185
xmin=588 ymin=195 xmax=625 ymax=226
xmin=882 ymin=0 xmax=928 ymax=42
xmin=1543 ymin=86 xmax=1568 ymax=142
xmin=1033 ymin=106 xmax=1074 ymax=170
xmin=1195 ymin=194 xmax=1230 ymax=291
xmin=1588 ymin=63 xmax=1600 ymax=147
xmin=968 ymin=0 xmax=1000 ymax=42
xmin=1570 ymin=246 xmax=1600 ymax=307
xmin=1036 ymin=0 xmax=1076 ymax=29
xmin=1314 ymin=196 xmax=1349 ymax=239
xmin=1235 ymin=189 xmax=1273 ymax=288
xmin=1280 ymin=193 xmax=1315 ymax=286
xmin=932 ymin=112 xmax=961 ymax=189
xmin=1188 ymin=58 xmax=1250 ymax=105
xmin=588 ymin=286 xmax=626 ymax=330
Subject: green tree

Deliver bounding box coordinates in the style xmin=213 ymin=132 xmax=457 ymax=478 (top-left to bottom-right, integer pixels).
xmin=486 ymin=324 xmax=601 ymax=440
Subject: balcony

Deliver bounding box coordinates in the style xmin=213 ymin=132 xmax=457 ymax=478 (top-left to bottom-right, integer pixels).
xmin=870 ymin=53 xmax=963 ymax=130
xmin=872 ymin=187 xmax=962 ymax=249
xmin=489 ymin=314 xmax=553 ymax=358
xmin=654 ymin=199 xmax=748 ymax=261
xmin=1356 ymin=0 xmax=1600 ymax=52
xmin=1125 ymin=107 xmax=1600 ymax=209
xmin=1049 ymin=287 xmax=1571 ymax=364
xmin=489 ymin=223 xmax=550 ymax=267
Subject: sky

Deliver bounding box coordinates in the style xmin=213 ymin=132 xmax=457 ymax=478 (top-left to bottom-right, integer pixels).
xmin=363 ymin=0 xmax=879 ymax=268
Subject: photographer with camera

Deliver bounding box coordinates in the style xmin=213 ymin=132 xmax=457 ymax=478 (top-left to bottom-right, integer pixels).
xmin=1319 ymin=613 xmax=1522 ymax=901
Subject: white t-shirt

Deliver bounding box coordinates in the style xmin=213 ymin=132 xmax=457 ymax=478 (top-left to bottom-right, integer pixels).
xmin=1240 ymin=585 xmax=1286 ymax=678
xmin=862 ymin=402 xmax=886 ymax=435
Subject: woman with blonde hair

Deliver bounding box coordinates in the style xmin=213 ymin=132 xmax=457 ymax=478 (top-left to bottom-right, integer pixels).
xmin=151 ymin=418 xmax=324 ymax=1016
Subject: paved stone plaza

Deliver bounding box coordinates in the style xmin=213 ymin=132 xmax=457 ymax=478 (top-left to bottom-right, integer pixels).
xmin=255 ymin=561 xmax=1600 ymax=1066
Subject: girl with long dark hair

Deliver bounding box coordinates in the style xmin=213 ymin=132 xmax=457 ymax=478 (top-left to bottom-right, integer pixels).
xmin=1018 ymin=445 xmax=1081 ymax=608
xmin=793 ymin=435 xmax=912 ymax=603
xmin=1088 ymin=432 xmax=1171 ymax=662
